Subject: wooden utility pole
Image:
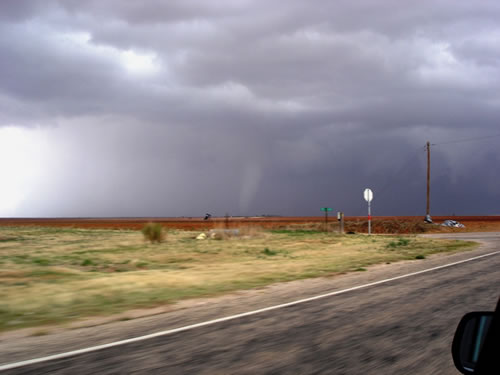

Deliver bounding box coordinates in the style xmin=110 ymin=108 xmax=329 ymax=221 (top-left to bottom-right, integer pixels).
xmin=425 ymin=141 xmax=432 ymax=222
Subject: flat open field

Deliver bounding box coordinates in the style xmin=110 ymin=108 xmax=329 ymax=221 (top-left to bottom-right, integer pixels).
xmin=0 ymin=226 xmax=475 ymax=332
xmin=1 ymin=216 xmax=499 ymax=232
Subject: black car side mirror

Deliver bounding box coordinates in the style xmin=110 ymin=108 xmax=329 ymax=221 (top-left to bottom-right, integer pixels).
xmin=452 ymin=312 xmax=494 ymax=374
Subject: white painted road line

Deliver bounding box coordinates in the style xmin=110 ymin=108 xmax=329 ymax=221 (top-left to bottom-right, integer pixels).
xmin=1 ymin=250 xmax=499 ymax=372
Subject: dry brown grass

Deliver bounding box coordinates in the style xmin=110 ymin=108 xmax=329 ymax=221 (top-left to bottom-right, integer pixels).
xmin=0 ymin=226 xmax=475 ymax=332
xmin=344 ymin=219 xmax=431 ymax=234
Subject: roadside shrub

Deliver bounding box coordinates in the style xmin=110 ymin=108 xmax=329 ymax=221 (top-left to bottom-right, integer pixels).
xmin=398 ymin=238 xmax=410 ymax=246
xmin=32 ymin=258 xmax=50 ymax=266
xmin=387 ymin=237 xmax=410 ymax=250
xmin=262 ymin=248 xmax=277 ymax=256
xmin=81 ymin=259 xmax=94 ymax=266
xmin=141 ymin=223 xmax=165 ymax=244
xmin=386 ymin=237 xmax=410 ymax=249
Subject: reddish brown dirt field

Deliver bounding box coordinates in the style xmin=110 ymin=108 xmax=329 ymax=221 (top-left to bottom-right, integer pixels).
xmin=0 ymin=216 xmax=499 ymax=233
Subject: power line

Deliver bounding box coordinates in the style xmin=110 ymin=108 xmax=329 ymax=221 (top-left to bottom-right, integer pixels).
xmin=351 ymin=133 xmax=498 ymax=216
xmin=432 ymin=133 xmax=500 ymax=146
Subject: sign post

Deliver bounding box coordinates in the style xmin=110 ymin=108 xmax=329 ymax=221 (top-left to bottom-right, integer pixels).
xmin=321 ymin=207 xmax=332 ymax=232
xmin=363 ymin=189 xmax=373 ymax=235
xmin=337 ymin=212 xmax=344 ymax=234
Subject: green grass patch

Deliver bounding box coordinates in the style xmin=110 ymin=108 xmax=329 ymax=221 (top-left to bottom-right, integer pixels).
xmin=270 ymin=229 xmax=323 ymax=236
xmin=0 ymin=237 xmax=18 ymax=242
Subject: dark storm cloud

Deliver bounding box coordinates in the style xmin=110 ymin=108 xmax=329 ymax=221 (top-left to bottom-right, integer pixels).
xmin=1 ymin=0 xmax=499 ymax=217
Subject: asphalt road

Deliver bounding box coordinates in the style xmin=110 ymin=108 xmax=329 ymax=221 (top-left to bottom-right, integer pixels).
xmin=3 ymin=233 xmax=500 ymax=374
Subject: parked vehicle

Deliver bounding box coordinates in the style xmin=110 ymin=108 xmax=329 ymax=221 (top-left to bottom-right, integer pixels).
xmin=442 ymin=220 xmax=466 ymax=228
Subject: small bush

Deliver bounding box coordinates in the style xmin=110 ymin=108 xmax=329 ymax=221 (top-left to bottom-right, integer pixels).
xmin=81 ymin=259 xmax=94 ymax=266
xmin=262 ymin=248 xmax=277 ymax=256
xmin=387 ymin=238 xmax=410 ymax=249
xmin=32 ymin=258 xmax=50 ymax=266
xmin=398 ymin=238 xmax=410 ymax=246
xmin=415 ymin=254 xmax=426 ymax=259
xmin=141 ymin=223 xmax=166 ymax=243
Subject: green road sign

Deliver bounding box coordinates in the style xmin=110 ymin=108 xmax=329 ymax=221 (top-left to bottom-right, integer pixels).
xmin=321 ymin=207 xmax=332 ymax=212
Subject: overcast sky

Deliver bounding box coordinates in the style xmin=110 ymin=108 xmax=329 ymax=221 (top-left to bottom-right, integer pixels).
xmin=1 ymin=0 xmax=499 ymax=218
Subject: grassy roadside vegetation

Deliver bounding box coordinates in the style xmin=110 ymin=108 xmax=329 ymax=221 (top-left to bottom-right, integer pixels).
xmin=0 ymin=226 xmax=476 ymax=332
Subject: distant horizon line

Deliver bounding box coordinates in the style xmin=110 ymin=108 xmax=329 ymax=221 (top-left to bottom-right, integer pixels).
xmin=1 ymin=215 xmax=498 ymax=220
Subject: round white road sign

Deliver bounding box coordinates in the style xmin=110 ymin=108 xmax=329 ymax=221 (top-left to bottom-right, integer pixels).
xmin=364 ymin=188 xmax=373 ymax=202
